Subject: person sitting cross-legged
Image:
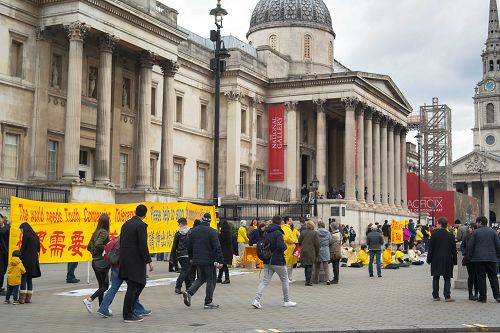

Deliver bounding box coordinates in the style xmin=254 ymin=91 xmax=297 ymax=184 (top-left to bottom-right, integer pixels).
xmin=408 ymin=244 xmax=425 ymax=265
xmin=395 ymin=245 xmax=410 ymax=268
xmin=382 ymin=244 xmax=400 ymax=270
xmin=357 ymin=245 xmax=369 ymax=267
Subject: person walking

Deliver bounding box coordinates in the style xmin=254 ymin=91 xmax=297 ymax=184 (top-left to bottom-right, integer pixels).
xmin=119 ymin=204 xmax=154 ymax=323
xmin=252 ymin=215 xmax=296 ymax=309
xmin=329 ymin=222 xmax=342 ymax=283
xmin=314 ymin=221 xmax=332 ymax=285
xmin=467 ymin=216 xmax=500 ymax=303
xmin=282 ymin=216 xmax=298 ymax=283
xmin=4 ymin=250 xmax=25 ymax=304
xmin=298 ymin=221 xmax=319 ymax=286
xmin=426 ymin=217 xmax=457 ymax=302
xmin=237 ymin=220 xmax=249 ymax=257
xmin=182 ymin=213 xmax=224 ymax=309
xmin=18 ymin=222 xmax=41 ymax=304
xmin=366 ymin=224 xmax=384 ymax=277
xmin=171 ymin=218 xmax=192 ymax=294
xmin=217 ymin=220 xmax=233 ymax=284
xmin=460 ymin=223 xmax=479 ymax=300
xmin=0 ymin=214 xmax=10 ymax=295
xmin=82 ymin=213 xmax=110 ymax=312
xmin=249 ymin=223 xmax=265 ymax=246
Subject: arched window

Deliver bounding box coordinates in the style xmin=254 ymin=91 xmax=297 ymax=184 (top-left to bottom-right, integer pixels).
xmin=328 ymin=41 xmax=333 ymax=66
xmin=490 ymin=60 xmax=494 ymax=71
xmin=487 ymin=103 xmax=495 ymax=123
xmin=304 ymin=34 xmax=312 ymax=60
xmin=269 ymin=34 xmax=278 ymax=51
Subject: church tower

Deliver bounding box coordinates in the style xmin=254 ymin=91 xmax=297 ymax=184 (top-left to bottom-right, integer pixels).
xmin=474 ymin=0 xmax=500 ymax=152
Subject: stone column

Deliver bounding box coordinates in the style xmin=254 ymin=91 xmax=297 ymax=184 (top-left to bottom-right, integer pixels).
xmin=94 ymin=34 xmax=118 ymax=183
xmin=315 ymin=99 xmax=327 ymax=196
xmin=110 ymin=54 xmax=123 ymax=185
xmin=30 ymin=27 xmax=51 ymax=180
xmin=356 ymin=107 xmax=365 ymax=203
xmin=343 ymin=97 xmax=359 ymax=201
xmin=250 ymin=96 xmax=262 ymax=198
xmin=225 ymin=90 xmax=243 ymax=196
xmin=135 ymin=50 xmax=154 ymax=189
xmin=401 ymin=129 xmax=408 ymax=209
xmin=467 ymin=182 xmax=473 ymax=197
xmin=159 ymin=60 xmax=179 ymax=191
xmin=373 ymin=113 xmax=381 ymax=206
xmin=285 ymin=101 xmax=298 ymax=201
xmin=364 ymin=109 xmax=373 ymax=205
xmin=380 ymin=117 xmax=388 ymax=207
xmin=328 ymin=122 xmax=337 ymax=187
xmin=62 ymin=21 xmax=90 ymax=180
xmin=483 ymin=182 xmax=490 ymax=218
xmin=394 ymin=125 xmax=402 ymax=209
xmin=387 ymin=121 xmax=395 ymax=208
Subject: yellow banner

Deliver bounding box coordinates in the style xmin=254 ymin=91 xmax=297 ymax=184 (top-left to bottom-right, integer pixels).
xmin=390 ymin=219 xmax=407 ymax=245
xmin=9 ymin=197 xmax=216 ymax=264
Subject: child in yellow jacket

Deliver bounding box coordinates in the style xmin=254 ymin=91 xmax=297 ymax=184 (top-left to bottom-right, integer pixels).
xmin=5 ymin=250 xmax=25 ymax=304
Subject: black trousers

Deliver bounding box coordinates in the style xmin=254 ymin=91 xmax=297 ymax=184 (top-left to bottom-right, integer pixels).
xmin=67 ymin=262 xmax=78 ymax=281
xmin=217 ymin=264 xmax=229 ymax=281
xmin=432 ymin=276 xmax=451 ymax=299
xmin=90 ymin=261 xmax=109 ymax=305
xmin=123 ymin=280 xmax=145 ymax=320
xmin=304 ymin=265 xmax=313 ymax=283
xmin=466 ymin=263 xmax=478 ymax=297
xmin=474 ymin=261 xmax=500 ymax=301
xmin=331 ymin=259 xmax=340 ymax=282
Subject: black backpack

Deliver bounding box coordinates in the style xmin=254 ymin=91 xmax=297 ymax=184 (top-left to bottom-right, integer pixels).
xmin=256 ymin=232 xmax=272 ymax=261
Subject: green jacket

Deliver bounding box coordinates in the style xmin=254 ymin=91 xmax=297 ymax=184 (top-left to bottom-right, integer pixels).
xmin=89 ymin=229 xmax=109 ymax=259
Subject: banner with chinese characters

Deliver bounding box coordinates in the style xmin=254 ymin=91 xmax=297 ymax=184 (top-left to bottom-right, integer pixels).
xmin=8 ymin=197 xmax=216 ymax=264
xmin=390 ymin=219 xmax=406 ymax=245
xmin=268 ymin=104 xmax=285 ymax=181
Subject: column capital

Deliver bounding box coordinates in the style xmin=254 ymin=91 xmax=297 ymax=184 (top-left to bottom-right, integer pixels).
xmin=400 ymin=127 xmax=408 ymax=138
xmin=64 ymin=21 xmax=91 ymax=42
xmin=160 ymin=59 xmax=179 ymax=77
xmin=35 ymin=26 xmax=51 ymax=41
xmin=364 ymin=106 xmax=374 ymax=120
xmin=379 ymin=115 xmax=388 ymax=128
xmin=372 ymin=110 xmax=382 ymax=124
xmin=252 ymin=94 xmax=265 ymax=105
xmin=355 ymin=107 xmax=365 ymax=117
xmin=313 ymin=99 xmax=327 ymax=113
xmin=139 ymin=50 xmax=155 ymax=68
xmin=285 ymin=101 xmax=298 ymax=111
xmin=225 ymin=89 xmax=242 ymax=103
xmin=98 ymin=33 xmax=119 ymax=53
xmin=387 ymin=119 xmax=395 ymax=131
xmin=342 ymin=96 xmax=359 ymax=111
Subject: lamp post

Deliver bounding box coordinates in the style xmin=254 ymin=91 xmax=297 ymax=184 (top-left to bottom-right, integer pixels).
xmin=210 ymin=0 xmax=229 ymax=207
xmin=415 ymin=133 xmax=423 ymax=225
xmin=311 ymin=176 xmax=319 ymax=217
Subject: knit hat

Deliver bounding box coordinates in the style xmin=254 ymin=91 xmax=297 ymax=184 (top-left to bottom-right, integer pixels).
xmin=202 ymin=213 xmax=211 ymax=224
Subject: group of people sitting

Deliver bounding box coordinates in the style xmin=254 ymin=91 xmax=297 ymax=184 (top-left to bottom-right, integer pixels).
xmin=344 ymin=241 xmax=425 ymax=269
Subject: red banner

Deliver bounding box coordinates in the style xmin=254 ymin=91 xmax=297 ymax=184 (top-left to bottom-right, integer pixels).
xmin=268 ymin=105 xmax=285 ymax=181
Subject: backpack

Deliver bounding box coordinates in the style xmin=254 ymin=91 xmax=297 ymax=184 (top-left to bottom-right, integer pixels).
xmin=103 ymin=237 xmax=120 ymax=266
xmin=256 ymin=232 xmax=272 ymax=261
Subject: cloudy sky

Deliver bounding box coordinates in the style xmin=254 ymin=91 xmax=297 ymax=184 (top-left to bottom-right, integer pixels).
xmin=162 ymin=0 xmax=490 ymax=160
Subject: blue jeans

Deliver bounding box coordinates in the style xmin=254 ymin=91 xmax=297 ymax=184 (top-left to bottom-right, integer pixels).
xmin=432 ymin=276 xmax=451 ymax=299
xmin=368 ymin=250 xmax=382 ymax=277
xmin=98 ymin=266 xmax=145 ymax=316
xmin=176 ymin=257 xmax=192 ymax=289
xmin=5 ymin=285 xmax=19 ymax=301
xmin=20 ymin=275 xmax=33 ymax=292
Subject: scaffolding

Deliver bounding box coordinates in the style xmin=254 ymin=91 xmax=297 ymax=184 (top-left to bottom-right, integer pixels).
xmin=408 ymin=98 xmax=453 ymax=191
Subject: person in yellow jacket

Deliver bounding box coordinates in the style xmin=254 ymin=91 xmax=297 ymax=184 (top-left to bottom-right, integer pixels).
xmin=395 ymin=245 xmax=410 ymax=267
xmin=5 ymin=250 xmax=25 ymax=304
xmin=382 ymin=244 xmax=400 ymax=269
xmin=282 ymin=216 xmax=298 ymax=283
xmin=415 ymin=226 xmax=424 ymax=243
xmin=357 ymin=245 xmax=370 ymax=266
xmin=237 ymin=220 xmax=249 ymax=257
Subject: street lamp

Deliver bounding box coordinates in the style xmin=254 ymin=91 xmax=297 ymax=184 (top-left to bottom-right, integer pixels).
xmin=415 ymin=133 xmax=423 ymax=225
xmin=311 ymin=176 xmax=319 ymax=217
xmin=210 ymin=0 xmax=229 ymax=206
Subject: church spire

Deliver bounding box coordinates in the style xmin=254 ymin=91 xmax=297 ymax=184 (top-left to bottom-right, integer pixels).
xmin=487 ymin=0 xmax=500 ymax=45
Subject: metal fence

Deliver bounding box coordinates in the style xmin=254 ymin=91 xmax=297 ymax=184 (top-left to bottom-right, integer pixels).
xmin=0 ymin=183 xmax=69 ymax=208
xmin=236 ymin=184 xmax=291 ymax=202
xmin=218 ymin=203 xmax=312 ymax=221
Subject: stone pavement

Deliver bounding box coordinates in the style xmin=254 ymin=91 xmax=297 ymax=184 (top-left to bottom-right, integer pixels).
xmin=1 ymin=261 xmax=499 ymax=333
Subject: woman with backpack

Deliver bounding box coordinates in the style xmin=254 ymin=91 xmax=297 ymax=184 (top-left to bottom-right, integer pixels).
xmin=83 ymin=213 xmax=110 ymax=313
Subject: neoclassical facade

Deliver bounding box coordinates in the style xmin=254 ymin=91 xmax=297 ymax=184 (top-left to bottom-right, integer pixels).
xmin=0 ymin=0 xmax=413 ymax=226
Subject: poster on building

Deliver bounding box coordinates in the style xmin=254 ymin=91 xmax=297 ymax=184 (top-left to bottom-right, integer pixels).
xmin=8 ymin=197 xmax=216 ymax=264
xmin=268 ymin=104 xmax=285 ymax=181
xmin=391 ymin=219 xmax=405 ymax=245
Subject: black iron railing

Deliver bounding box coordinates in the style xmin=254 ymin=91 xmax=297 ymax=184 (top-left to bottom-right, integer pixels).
xmin=0 ymin=183 xmax=70 ymax=208
xmin=219 ymin=203 xmax=312 ymax=221
xmin=236 ymin=184 xmax=291 ymax=202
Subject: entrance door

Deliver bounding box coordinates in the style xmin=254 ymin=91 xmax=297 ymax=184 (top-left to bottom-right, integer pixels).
xmin=301 ymin=155 xmax=309 ymax=188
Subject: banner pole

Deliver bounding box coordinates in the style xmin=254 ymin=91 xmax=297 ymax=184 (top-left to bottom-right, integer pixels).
xmin=87 ymin=261 xmax=90 ymax=284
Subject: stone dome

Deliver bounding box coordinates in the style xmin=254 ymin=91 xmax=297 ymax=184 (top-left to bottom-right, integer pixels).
xmin=248 ymin=0 xmax=334 ymax=36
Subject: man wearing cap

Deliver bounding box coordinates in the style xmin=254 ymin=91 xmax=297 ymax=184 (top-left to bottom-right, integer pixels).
xmin=182 ymin=213 xmax=224 ymax=309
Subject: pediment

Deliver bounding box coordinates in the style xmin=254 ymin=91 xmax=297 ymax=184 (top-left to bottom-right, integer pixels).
xmin=452 ymin=151 xmax=500 ymax=175
xmin=359 ymin=73 xmax=412 ymax=113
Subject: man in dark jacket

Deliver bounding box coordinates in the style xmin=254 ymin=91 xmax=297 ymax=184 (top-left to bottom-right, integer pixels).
xmin=182 ymin=213 xmax=224 ymax=309
xmin=427 ymin=217 xmax=457 ymax=302
xmin=467 ymin=216 xmax=500 ymax=303
xmin=252 ymin=215 xmax=296 ymax=309
xmin=171 ymin=217 xmax=191 ymax=294
xmin=119 ymin=204 xmax=153 ymax=323
xmin=0 ymin=214 xmax=10 ymax=294
xmin=366 ymin=225 xmax=384 ymax=277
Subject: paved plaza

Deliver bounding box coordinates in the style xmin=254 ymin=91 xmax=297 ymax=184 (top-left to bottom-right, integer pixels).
xmin=0 ymin=261 xmax=499 ymax=333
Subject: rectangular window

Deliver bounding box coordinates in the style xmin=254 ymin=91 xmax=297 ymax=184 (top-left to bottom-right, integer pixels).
xmin=47 ymin=140 xmax=58 ymax=180
xmin=3 ymin=133 xmax=19 ymax=178
xmin=257 ymin=114 xmax=263 ymax=139
xmin=174 ymin=162 xmax=183 ymax=196
xmin=197 ymin=166 xmax=206 ymax=199
xmin=151 ymin=87 xmax=157 ymax=116
xmin=79 ymin=149 xmax=91 ymax=180
xmin=241 ymin=109 xmax=247 ymax=134
xmin=119 ymin=154 xmax=128 ymax=189
xmin=150 ymin=157 xmax=157 ymax=189
xmin=200 ymin=104 xmax=208 ymax=130
xmin=489 ymin=186 xmax=495 ymax=204
xmin=239 ymin=170 xmax=246 ymax=198
xmin=10 ymin=40 xmax=23 ymax=78
xmin=176 ymin=96 xmax=183 ymax=123
xmin=256 ymin=173 xmax=262 ymax=199
xmin=79 ymin=150 xmax=89 ymax=166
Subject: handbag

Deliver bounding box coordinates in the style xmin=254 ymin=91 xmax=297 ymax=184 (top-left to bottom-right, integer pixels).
xmin=292 ymin=244 xmax=301 ymax=258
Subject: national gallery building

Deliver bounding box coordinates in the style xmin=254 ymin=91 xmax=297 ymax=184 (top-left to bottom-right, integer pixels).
xmin=0 ymin=0 xmax=415 ymax=227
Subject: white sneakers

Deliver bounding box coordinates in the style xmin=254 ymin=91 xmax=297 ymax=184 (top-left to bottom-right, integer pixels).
xmin=288 ymin=279 xmax=295 ymax=284
xmin=252 ymin=299 xmax=262 ymax=309
xmin=83 ymin=298 xmax=93 ymax=313
xmin=283 ymin=301 xmax=297 ymax=307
